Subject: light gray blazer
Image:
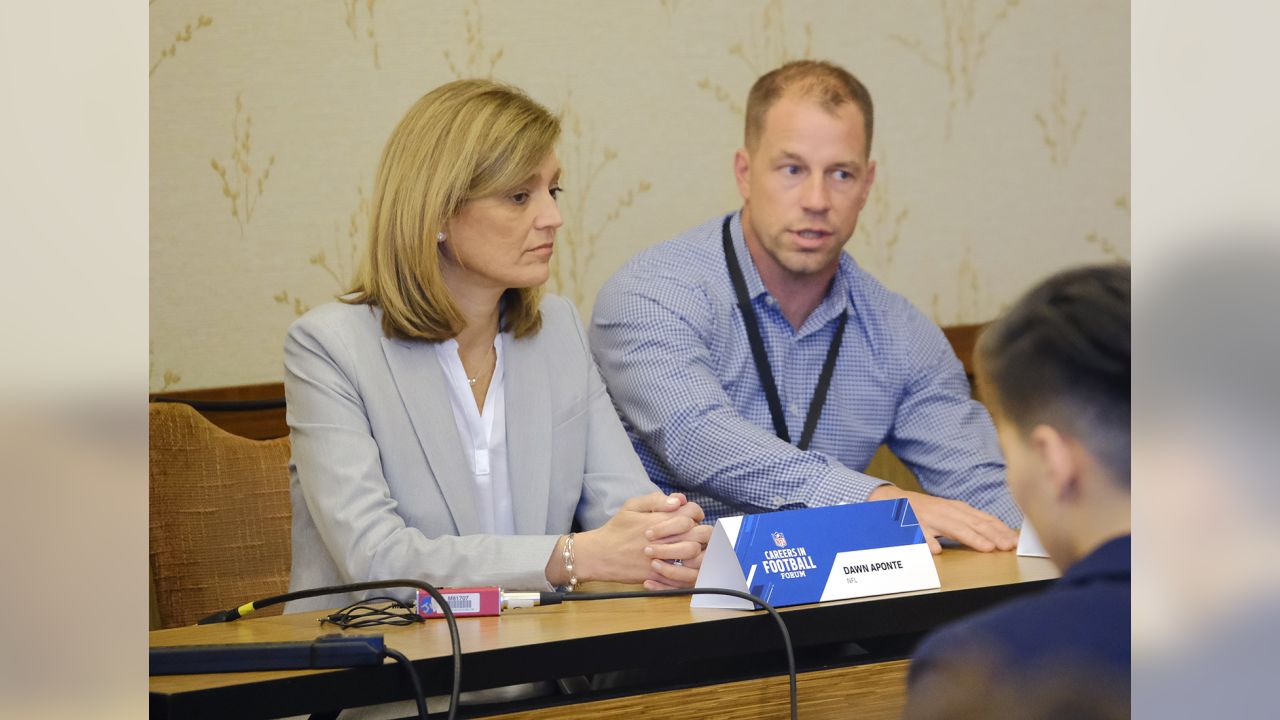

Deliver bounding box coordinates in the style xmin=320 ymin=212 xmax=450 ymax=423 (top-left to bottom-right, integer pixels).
xmin=283 ymin=295 xmax=656 ymax=612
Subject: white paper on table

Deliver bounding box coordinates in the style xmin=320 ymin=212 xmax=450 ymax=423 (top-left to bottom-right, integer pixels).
xmin=1016 ymin=518 xmax=1051 ymax=557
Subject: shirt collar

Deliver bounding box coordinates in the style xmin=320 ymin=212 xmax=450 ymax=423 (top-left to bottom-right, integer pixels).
xmin=805 ymin=257 xmax=855 ymax=333
xmin=1059 ymin=534 xmax=1131 ymax=586
xmin=729 ymin=210 xmax=769 ymax=301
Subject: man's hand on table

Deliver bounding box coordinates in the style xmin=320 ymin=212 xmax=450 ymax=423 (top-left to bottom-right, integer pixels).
xmin=868 ymin=485 xmax=1017 ymax=554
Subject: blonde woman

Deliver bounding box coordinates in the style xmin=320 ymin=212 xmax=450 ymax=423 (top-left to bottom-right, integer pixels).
xmin=284 ymin=80 xmax=710 ymax=613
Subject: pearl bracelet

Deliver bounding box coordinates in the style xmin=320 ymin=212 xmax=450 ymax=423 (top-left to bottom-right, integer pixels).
xmin=562 ymin=532 xmax=578 ymax=592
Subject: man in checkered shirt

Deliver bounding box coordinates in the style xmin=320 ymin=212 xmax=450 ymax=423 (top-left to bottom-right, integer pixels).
xmin=590 ymin=60 xmax=1020 ymax=552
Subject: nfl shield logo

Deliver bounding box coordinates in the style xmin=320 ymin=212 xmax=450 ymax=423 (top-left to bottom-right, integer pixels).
xmin=772 ymin=531 xmax=787 ymax=548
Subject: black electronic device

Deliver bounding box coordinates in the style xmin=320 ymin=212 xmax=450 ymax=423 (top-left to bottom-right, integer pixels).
xmin=150 ymin=634 xmax=386 ymax=675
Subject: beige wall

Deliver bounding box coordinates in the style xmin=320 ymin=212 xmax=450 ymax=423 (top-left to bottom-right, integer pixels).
xmin=149 ymin=0 xmax=1129 ymax=391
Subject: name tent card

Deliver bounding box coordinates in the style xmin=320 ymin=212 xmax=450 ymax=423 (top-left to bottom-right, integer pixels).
xmin=692 ymin=499 xmax=940 ymax=610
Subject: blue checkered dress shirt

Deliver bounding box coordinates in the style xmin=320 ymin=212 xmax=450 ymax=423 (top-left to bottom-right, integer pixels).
xmin=589 ymin=211 xmax=1022 ymax=527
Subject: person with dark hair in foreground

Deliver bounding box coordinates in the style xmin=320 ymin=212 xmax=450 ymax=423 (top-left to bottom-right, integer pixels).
xmin=904 ymin=264 xmax=1131 ymax=718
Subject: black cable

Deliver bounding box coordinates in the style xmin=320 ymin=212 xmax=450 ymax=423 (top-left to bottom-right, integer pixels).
xmin=197 ymin=579 xmax=459 ymax=720
xmin=383 ymin=647 xmax=429 ymax=720
xmin=198 ymin=583 xmax=797 ymax=720
xmin=557 ymin=588 xmax=797 ymax=720
xmin=321 ymin=597 xmax=424 ymax=629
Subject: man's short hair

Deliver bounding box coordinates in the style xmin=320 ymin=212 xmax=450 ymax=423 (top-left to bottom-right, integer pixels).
xmin=977 ymin=264 xmax=1131 ymax=484
xmin=744 ymin=59 xmax=874 ymax=155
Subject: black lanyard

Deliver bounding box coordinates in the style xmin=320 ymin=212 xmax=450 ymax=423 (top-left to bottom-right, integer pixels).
xmin=722 ymin=214 xmax=848 ymax=451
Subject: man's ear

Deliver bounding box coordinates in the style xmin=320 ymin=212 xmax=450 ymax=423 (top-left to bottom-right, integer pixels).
xmin=856 ymin=158 xmax=877 ymax=209
xmin=1029 ymin=424 xmax=1080 ymax=502
xmin=733 ymin=148 xmax=751 ymax=201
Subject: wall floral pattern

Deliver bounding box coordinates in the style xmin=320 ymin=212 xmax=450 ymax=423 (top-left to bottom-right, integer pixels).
xmin=342 ymin=0 xmax=380 ymax=69
xmin=1035 ymin=54 xmax=1087 ymax=167
xmin=892 ymin=0 xmax=1021 ymax=138
xmin=209 ymin=94 xmax=275 ymax=240
xmin=698 ymin=0 xmax=812 ymax=117
xmin=274 ymin=186 xmax=368 ymax=317
xmin=150 ymin=12 xmax=212 ymax=77
xmin=1086 ymin=193 xmax=1132 ymax=262
xmin=444 ymin=0 xmax=503 ymax=80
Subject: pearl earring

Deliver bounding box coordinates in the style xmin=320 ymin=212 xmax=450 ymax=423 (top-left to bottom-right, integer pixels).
xmin=437 ymin=232 xmax=446 ymax=243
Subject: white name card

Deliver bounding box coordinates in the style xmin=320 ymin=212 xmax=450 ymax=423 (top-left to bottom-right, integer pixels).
xmin=692 ymin=499 xmax=940 ymax=610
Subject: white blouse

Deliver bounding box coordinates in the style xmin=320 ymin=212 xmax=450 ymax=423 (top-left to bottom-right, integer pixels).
xmin=433 ymin=335 xmax=515 ymax=535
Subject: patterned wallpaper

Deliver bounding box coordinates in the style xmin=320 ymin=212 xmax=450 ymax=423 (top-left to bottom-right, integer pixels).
xmin=150 ymin=0 xmax=1130 ymax=391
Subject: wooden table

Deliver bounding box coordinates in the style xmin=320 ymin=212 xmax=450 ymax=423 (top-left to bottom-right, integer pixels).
xmin=150 ymin=549 xmax=1059 ymax=719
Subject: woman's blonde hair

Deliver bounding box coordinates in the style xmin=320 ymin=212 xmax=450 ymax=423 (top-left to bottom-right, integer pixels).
xmin=345 ymin=79 xmax=560 ymax=341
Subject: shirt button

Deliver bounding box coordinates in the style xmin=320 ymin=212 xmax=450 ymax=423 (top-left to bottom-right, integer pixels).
xmin=771 ymin=496 xmax=784 ymax=507
xmin=765 ymin=295 xmax=778 ymax=306
xmin=788 ymin=402 xmax=799 ymax=413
